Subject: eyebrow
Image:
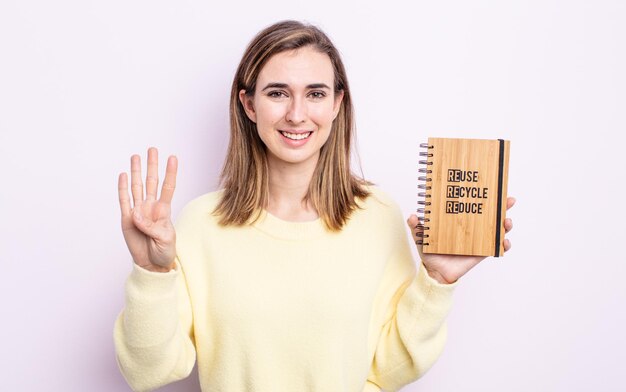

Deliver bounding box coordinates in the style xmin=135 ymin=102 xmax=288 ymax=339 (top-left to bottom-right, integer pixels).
xmin=261 ymin=82 xmax=331 ymax=91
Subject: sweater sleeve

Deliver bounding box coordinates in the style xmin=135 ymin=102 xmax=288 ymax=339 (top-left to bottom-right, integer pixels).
xmin=113 ymin=258 xmax=196 ymax=392
xmin=364 ymin=204 xmax=459 ymax=392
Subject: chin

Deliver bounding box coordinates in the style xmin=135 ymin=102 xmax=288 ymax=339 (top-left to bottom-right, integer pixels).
xmin=268 ymin=149 xmax=320 ymax=166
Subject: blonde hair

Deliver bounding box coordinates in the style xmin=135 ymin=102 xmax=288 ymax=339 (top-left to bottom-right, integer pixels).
xmin=214 ymin=20 xmax=371 ymax=231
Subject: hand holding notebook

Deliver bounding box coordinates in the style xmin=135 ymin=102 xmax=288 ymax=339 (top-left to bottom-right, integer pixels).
xmin=407 ymin=197 xmax=515 ymax=284
xmin=408 ymin=137 xmax=515 ymax=284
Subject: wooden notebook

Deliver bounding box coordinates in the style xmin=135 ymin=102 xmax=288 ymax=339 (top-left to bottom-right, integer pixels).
xmin=417 ymin=137 xmax=511 ymax=257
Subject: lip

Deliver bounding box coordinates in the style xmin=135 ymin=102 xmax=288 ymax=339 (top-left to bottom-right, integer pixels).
xmin=278 ymin=129 xmax=313 ymax=147
xmin=279 ymin=129 xmax=313 ymax=134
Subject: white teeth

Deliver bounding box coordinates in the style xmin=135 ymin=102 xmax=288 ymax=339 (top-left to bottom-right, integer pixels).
xmin=280 ymin=131 xmax=311 ymax=140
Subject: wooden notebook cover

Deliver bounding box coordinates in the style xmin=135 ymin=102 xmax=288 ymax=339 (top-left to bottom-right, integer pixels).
xmin=422 ymin=137 xmax=510 ymax=257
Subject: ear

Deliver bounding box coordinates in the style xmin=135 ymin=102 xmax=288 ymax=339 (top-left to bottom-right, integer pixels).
xmin=332 ymin=90 xmax=345 ymax=120
xmin=239 ymin=89 xmax=257 ymax=123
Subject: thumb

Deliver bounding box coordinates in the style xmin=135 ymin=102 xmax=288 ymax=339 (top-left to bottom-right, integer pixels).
xmin=132 ymin=210 xmax=158 ymax=238
xmin=407 ymin=214 xmax=420 ymax=229
xmin=407 ymin=214 xmax=426 ymax=257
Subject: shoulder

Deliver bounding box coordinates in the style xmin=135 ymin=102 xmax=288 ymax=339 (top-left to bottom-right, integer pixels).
xmin=352 ymin=184 xmax=406 ymax=231
xmin=174 ymin=189 xmax=225 ymax=229
xmin=358 ymin=184 xmax=402 ymax=215
xmin=348 ymin=184 xmax=409 ymax=247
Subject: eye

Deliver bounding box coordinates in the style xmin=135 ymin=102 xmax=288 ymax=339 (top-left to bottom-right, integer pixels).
xmin=267 ymin=90 xmax=287 ymax=98
xmin=308 ymin=91 xmax=326 ymax=99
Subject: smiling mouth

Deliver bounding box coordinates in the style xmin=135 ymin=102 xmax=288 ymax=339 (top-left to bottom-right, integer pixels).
xmin=279 ymin=131 xmax=312 ymax=140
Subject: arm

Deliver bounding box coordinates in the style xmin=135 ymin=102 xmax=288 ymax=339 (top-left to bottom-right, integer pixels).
xmin=365 ymin=204 xmax=458 ymax=392
xmin=365 ymin=194 xmax=515 ymax=391
xmin=114 ymin=148 xmax=195 ymax=391
xmin=366 ymin=260 xmax=457 ymax=391
xmin=113 ymin=259 xmax=196 ymax=392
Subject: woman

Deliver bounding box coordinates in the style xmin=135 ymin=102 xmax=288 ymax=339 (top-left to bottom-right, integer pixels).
xmin=114 ymin=20 xmax=514 ymax=392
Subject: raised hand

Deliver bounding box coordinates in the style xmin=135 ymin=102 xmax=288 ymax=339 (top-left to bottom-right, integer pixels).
xmin=407 ymin=197 xmax=516 ymax=284
xmin=118 ymin=147 xmax=179 ymax=273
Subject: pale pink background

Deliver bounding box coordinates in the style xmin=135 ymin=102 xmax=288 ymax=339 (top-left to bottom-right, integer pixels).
xmin=1 ymin=0 xmax=625 ymax=391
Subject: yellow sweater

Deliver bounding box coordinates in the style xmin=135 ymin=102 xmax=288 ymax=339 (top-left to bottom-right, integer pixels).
xmin=114 ymin=186 xmax=458 ymax=392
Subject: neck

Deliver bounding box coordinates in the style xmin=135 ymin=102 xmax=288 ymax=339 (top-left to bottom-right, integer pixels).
xmin=266 ymin=153 xmax=319 ymax=221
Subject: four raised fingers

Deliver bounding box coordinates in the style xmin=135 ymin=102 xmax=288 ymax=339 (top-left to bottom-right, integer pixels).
xmin=125 ymin=148 xmax=177 ymax=209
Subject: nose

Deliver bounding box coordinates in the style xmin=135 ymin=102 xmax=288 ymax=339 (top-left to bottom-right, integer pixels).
xmin=285 ymin=96 xmax=307 ymax=124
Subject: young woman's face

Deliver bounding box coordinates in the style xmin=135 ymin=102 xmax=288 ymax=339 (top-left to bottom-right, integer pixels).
xmin=240 ymin=46 xmax=344 ymax=170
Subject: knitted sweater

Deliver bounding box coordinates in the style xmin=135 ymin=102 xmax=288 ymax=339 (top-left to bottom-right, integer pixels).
xmin=114 ymin=186 xmax=458 ymax=391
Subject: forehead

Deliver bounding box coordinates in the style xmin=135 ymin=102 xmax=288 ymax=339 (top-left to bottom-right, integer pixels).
xmin=257 ymin=47 xmax=334 ymax=86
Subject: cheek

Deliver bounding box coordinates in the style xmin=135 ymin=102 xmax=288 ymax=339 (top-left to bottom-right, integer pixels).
xmin=255 ymin=102 xmax=285 ymax=126
xmin=309 ymin=103 xmax=337 ymax=126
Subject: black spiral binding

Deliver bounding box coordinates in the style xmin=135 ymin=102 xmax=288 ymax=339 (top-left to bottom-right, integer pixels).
xmin=416 ymin=143 xmax=433 ymax=245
